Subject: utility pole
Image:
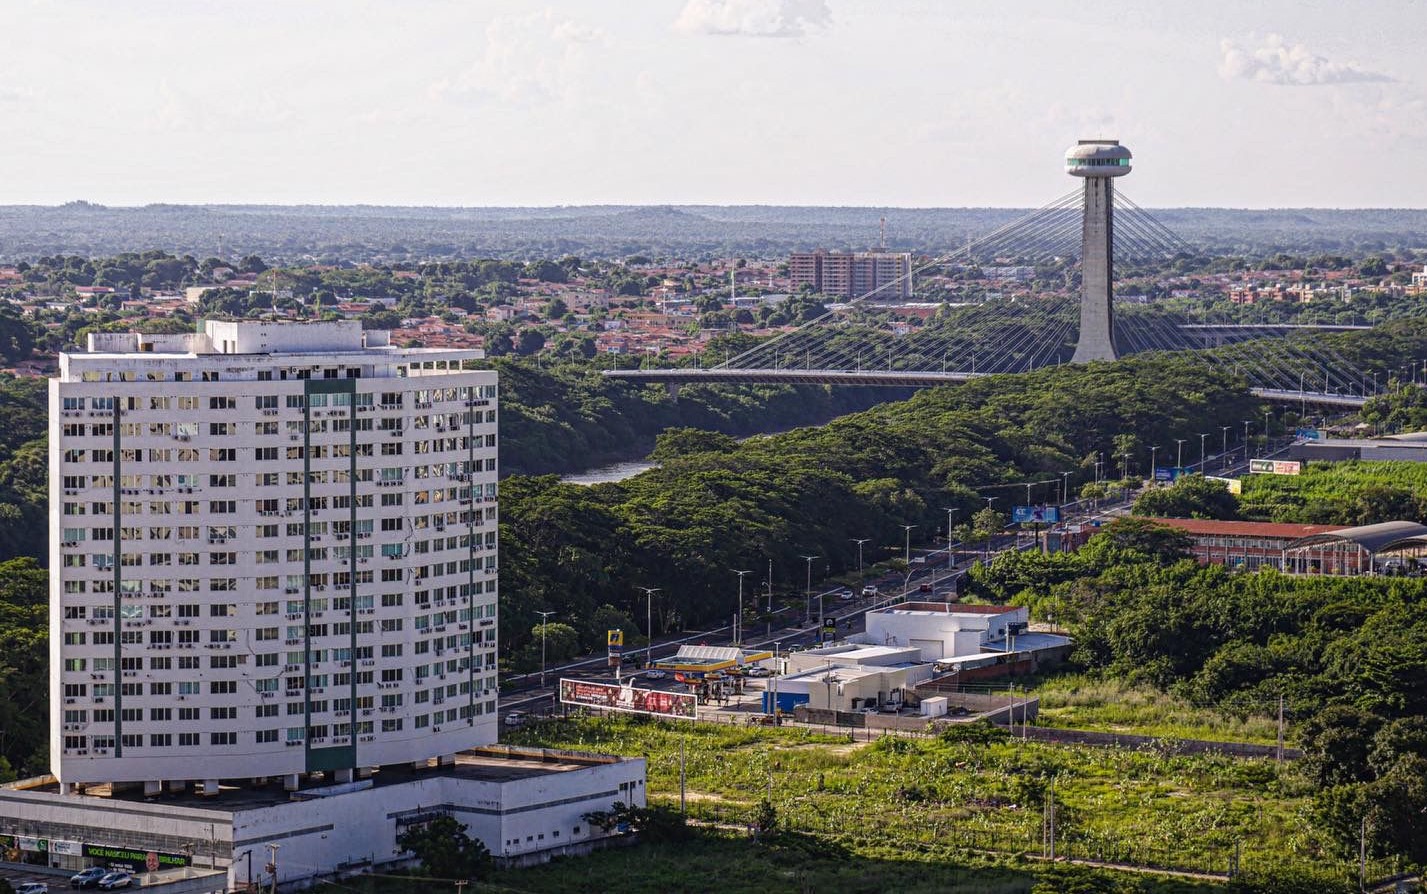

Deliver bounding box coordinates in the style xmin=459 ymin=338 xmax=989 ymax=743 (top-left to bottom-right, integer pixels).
xmin=264 ymin=843 xmax=280 ymax=894
xmin=901 ymin=524 xmax=917 ymax=566
xmin=734 ymin=571 xmax=752 ymax=646
xmin=1175 ymin=438 xmax=1186 ymax=472
xmin=1198 ymin=433 xmax=1209 ymax=471
xmin=1359 ymin=815 xmax=1368 ymax=892
xmin=851 ymin=538 xmax=869 ymax=578
xmin=1221 ymin=426 xmax=1230 ymax=471
xmin=800 ymin=555 xmax=818 ymax=624
xmin=680 ymin=735 xmax=687 ymax=813
xmin=1149 ymin=445 xmax=1159 ymax=480
xmin=635 ymin=587 xmax=659 ymax=669
xmin=1276 ymin=693 xmax=1285 ymax=764
xmin=536 ymin=610 xmax=555 ymax=687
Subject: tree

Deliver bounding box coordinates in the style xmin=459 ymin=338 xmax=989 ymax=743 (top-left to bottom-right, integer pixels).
xmin=750 ymin=798 xmax=778 ymax=839
xmin=1082 ymin=517 xmax=1192 ymax=564
xmin=1132 ymin=474 xmax=1240 ymax=520
xmin=396 ymin=815 xmax=492 ymax=881
xmin=514 ymin=329 xmax=546 ymax=356
xmin=546 ymin=297 xmax=569 ymax=319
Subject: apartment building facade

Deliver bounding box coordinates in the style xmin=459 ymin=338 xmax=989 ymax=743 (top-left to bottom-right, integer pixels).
xmin=48 ymin=320 xmax=499 ymax=793
xmin=788 ymin=249 xmax=913 ymax=300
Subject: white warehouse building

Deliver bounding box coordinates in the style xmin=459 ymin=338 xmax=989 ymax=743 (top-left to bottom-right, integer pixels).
xmin=48 ymin=320 xmax=501 ymax=793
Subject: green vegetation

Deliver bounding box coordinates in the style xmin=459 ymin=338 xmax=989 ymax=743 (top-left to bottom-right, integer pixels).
xmin=1030 ymin=675 xmax=1283 ymax=746
xmin=396 ymin=815 xmax=493 ymax=882
xmin=490 ymin=357 xmax=899 ymax=476
xmin=504 ymin=713 xmax=1361 ymax=888
xmin=1238 ymin=460 xmax=1427 ymax=525
xmin=970 ymin=518 xmax=1427 ymax=865
xmin=500 ymin=355 xmax=1263 ymax=660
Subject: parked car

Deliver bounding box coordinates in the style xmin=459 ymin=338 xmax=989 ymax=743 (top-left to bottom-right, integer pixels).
xmin=785 ymin=643 xmax=807 ymax=653
xmin=744 ymin=666 xmax=773 ymax=678
xmin=644 ymin=669 xmax=667 ymax=680
xmin=71 ymin=868 xmax=108 ymax=889
xmin=836 ymin=589 xmax=855 ymax=601
xmin=96 ymin=873 xmax=131 ymax=891
xmin=503 ymin=711 xmax=527 ymax=727
xmin=860 ymin=585 xmax=879 ymax=597
xmin=18 ymin=882 xmax=50 ymax=894
xmin=918 ymin=582 xmax=933 ymax=593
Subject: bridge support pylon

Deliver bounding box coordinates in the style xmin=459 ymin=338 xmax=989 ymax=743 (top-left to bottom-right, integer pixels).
xmin=1066 ymin=140 xmax=1129 ymax=364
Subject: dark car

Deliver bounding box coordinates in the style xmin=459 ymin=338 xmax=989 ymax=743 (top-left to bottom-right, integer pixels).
xmin=918 ymin=583 xmax=933 ymax=593
xmin=70 ymin=868 xmax=108 ymax=889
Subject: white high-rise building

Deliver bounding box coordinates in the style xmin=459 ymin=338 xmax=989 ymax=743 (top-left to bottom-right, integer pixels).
xmin=49 ymin=320 xmax=499 ymax=795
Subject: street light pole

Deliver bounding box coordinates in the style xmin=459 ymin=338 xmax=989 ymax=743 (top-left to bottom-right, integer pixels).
xmin=1198 ymin=433 xmax=1208 ymax=472
xmin=1174 ymin=438 xmax=1186 ymax=471
xmin=1060 ymin=471 xmax=1072 ymax=505
xmin=733 ymin=571 xmax=751 ymax=646
xmin=1220 ymin=426 xmax=1230 ymax=471
xmin=635 ymin=588 xmax=659 ymax=669
xmin=941 ymin=508 xmax=958 ymax=566
xmin=535 ymin=610 xmax=555 ymax=688
xmin=800 ymin=555 xmax=818 ymax=623
xmin=1149 ymin=445 xmax=1159 ymax=480
xmin=850 ymin=538 xmax=869 ymax=577
xmin=901 ymin=524 xmax=917 ymax=565
xmin=1243 ymin=420 xmax=1251 ymax=461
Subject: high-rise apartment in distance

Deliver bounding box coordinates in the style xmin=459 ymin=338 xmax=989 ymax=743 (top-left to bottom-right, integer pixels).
xmin=49 ymin=320 xmax=499 ymax=795
xmin=788 ymin=249 xmax=913 ymax=301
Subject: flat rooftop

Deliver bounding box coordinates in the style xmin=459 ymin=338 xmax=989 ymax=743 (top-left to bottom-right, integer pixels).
xmin=9 ymin=746 xmax=631 ymax=814
xmin=874 ymin=601 xmax=1021 ymax=616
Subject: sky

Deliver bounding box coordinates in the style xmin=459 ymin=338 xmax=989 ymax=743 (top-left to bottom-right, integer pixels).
xmin=1 ymin=0 xmax=1422 ymax=208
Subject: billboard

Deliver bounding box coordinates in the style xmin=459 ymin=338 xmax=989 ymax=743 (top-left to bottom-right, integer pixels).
xmin=560 ymin=678 xmax=697 ymax=719
xmin=1012 ymin=505 xmax=1061 ymax=524
xmin=1153 ymin=467 xmax=1194 ymax=483
xmin=1296 ymin=428 xmax=1321 ymax=441
xmin=1249 ymin=459 xmax=1301 ymax=476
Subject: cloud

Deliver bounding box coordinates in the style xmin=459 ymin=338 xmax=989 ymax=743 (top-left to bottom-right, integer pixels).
xmin=1219 ymin=34 xmax=1392 ymax=86
xmin=431 ymin=9 xmax=605 ymax=106
xmin=673 ymin=0 xmax=831 ymax=38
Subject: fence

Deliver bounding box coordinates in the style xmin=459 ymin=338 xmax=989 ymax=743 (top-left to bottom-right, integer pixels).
xmin=678 ymin=798 xmax=1237 ymax=878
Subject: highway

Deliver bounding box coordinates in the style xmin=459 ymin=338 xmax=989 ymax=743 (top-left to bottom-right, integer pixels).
xmin=498 ymin=440 xmax=1293 ymax=722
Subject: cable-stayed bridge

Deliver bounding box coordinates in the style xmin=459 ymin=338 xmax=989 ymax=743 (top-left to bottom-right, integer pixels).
xmin=605 ymin=141 xmax=1378 ymax=409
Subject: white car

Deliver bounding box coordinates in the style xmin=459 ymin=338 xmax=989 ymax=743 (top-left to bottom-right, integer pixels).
xmin=96 ymin=873 xmax=131 ymax=891
xmin=644 ymin=669 xmax=667 ymax=680
xmin=744 ymin=667 xmax=773 ymax=678
xmin=18 ymin=883 xmax=49 ymax=894
xmin=861 ymin=585 xmax=879 ymax=597
xmin=503 ymin=711 xmax=527 ymax=727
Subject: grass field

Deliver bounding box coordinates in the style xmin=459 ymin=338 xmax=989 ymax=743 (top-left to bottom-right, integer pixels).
xmin=496 ymin=713 xmax=1351 ymax=888
xmin=1028 ymin=674 xmax=1288 ymax=746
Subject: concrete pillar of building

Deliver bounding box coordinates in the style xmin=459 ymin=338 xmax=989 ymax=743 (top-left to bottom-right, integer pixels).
xmin=59 ymin=782 xmax=73 ymax=795
xmin=1070 ymin=177 xmax=1119 ymax=364
xmin=199 ymin=779 xmax=220 ymax=797
xmin=168 ymin=779 xmax=187 ymax=793
xmin=437 ymin=753 xmax=456 ymax=767
xmin=282 ymin=774 xmax=301 ymax=792
xmin=333 ymin=768 xmax=355 ymax=784
xmin=143 ymin=780 xmax=164 ymax=798
xmin=357 ymin=766 xmax=374 ymax=780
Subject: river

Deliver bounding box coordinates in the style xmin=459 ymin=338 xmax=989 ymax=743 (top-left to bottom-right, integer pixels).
xmin=560 ymin=460 xmax=657 ymax=485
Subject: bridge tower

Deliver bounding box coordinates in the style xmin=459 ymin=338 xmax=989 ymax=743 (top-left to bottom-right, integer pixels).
xmin=1066 ymin=139 xmax=1132 ymax=363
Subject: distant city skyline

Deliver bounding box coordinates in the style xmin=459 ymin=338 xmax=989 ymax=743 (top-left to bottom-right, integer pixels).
xmin=2 ymin=0 xmax=1421 ymax=208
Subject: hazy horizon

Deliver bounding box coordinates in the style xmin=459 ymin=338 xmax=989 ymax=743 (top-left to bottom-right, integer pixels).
xmin=2 ymin=1 xmax=1422 ymax=209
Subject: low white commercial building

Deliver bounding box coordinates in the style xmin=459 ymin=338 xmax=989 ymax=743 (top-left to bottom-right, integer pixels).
xmin=861 ymin=602 xmax=1030 ymax=662
xmin=0 ymin=746 xmax=645 ymax=888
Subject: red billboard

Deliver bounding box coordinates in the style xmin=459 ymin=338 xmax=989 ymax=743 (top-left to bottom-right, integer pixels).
xmin=559 ymin=679 xmax=697 ymax=719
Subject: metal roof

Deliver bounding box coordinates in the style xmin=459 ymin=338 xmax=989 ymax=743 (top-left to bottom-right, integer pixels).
xmin=1284 ymin=520 xmax=1427 ymax=555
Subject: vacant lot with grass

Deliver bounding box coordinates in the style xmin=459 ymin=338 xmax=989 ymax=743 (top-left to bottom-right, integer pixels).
xmin=501 ymin=713 xmax=1356 ymax=889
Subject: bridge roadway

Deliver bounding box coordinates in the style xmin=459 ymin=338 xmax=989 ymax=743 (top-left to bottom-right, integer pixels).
xmin=602 ymin=367 xmax=1369 ymax=408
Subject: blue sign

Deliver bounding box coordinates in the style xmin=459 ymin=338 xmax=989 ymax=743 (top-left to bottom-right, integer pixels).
xmin=1012 ymin=505 xmax=1061 ymax=524
xmin=1296 ymin=428 xmax=1320 ymax=441
xmin=1154 ymin=466 xmax=1193 ymax=482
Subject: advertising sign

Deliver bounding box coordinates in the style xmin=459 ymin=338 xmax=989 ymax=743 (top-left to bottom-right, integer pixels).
xmin=1296 ymin=428 xmax=1321 ymax=441
xmin=1012 ymin=505 xmax=1061 ymax=524
xmin=559 ymin=678 xmax=697 ymax=719
xmin=83 ymin=843 xmax=189 ymax=871
xmin=606 ymin=629 xmax=624 ymax=668
xmin=50 ymin=839 xmax=83 ymax=857
xmin=1249 ymin=459 xmax=1301 ymax=476
xmin=15 ymin=836 xmax=47 ymax=853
